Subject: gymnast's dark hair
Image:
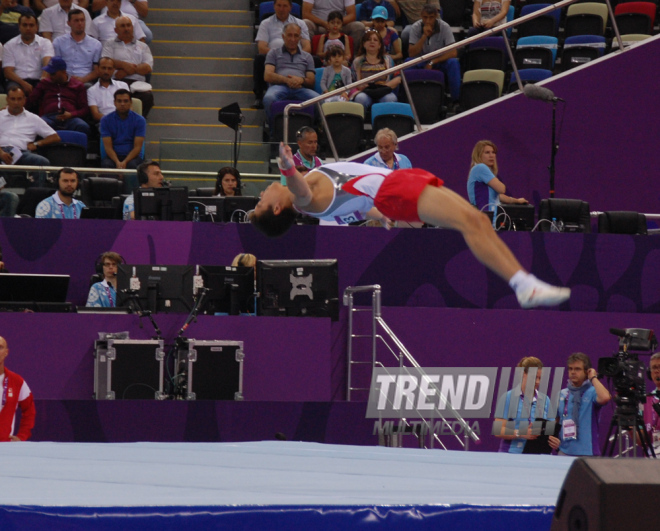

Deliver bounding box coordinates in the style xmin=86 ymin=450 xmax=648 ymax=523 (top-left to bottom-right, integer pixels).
xmin=250 ymin=206 xmax=297 ymax=237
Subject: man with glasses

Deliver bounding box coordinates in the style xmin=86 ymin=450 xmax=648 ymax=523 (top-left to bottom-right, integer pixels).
xmin=86 ymin=251 xmax=124 ymax=307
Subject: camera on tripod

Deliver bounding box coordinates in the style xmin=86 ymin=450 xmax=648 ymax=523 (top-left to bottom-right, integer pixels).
xmin=598 ymin=328 xmax=657 ymax=410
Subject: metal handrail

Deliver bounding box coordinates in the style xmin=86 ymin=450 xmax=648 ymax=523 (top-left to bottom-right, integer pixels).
xmin=283 ymin=0 xmax=626 ymax=157
xmin=344 ymin=284 xmax=480 ymax=449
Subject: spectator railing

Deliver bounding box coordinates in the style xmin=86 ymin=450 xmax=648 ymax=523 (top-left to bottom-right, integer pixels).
xmin=282 ymin=0 xmax=626 ymax=159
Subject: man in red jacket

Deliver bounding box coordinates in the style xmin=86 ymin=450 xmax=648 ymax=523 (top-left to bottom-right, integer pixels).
xmin=27 ymin=56 xmax=90 ymax=136
xmin=0 ymin=336 xmax=36 ymax=442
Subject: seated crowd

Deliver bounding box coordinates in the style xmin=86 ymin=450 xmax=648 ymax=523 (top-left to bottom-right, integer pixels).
xmin=0 ymin=1 xmax=154 ymax=190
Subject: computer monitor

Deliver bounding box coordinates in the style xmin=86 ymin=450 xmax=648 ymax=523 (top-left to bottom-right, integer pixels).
xmin=495 ymin=204 xmax=536 ymax=231
xmin=257 ymin=259 xmax=339 ymax=320
xmin=188 ymin=196 xmax=224 ymax=222
xmin=219 ymin=196 xmax=259 ymax=223
xmin=0 ymin=273 xmax=70 ymax=311
xmin=539 ymin=199 xmax=591 ymax=233
xmin=198 ymin=265 xmax=255 ymax=315
xmin=116 ymin=265 xmax=194 ymax=313
xmin=134 ymin=187 xmax=189 ymax=221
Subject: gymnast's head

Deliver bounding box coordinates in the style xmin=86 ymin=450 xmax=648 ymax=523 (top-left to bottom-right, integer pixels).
xmin=250 ymin=182 xmax=297 ymax=237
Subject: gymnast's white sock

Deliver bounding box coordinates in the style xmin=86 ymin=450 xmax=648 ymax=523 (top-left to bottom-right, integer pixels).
xmin=508 ymin=270 xmax=535 ymax=293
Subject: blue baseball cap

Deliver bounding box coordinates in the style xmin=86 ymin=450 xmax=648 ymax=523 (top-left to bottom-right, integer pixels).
xmin=371 ymin=6 xmax=388 ymax=20
xmin=43 ymin=56 xmax=67 ymax=74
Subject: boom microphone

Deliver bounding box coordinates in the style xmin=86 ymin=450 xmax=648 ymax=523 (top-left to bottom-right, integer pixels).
xmin=523 ymin=83 xmax=565 ymax=102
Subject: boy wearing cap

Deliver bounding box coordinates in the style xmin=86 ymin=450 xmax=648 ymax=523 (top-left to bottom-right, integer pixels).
xmin=358 ymin=0 xmax=396 ymax=27
xmin=27 ymin=55 xmax=90 ymax=135
xmin=371 ymin=5 xmax=401 ymax=61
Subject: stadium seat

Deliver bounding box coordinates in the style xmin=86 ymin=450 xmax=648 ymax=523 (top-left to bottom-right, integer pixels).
xmin=195 ymin=187 xmax=216 ymax=197
xmin=40 ymin=130 xmax=88 ymax=168
xmin=371 ymin=102 xmax=415 ymax=140
xmin=560 ymin=35 xmax=606 ymax=72
xmin=564 ymin=3 xmax=609 ymax=37
xmin=514 ymin=36 xmax=558 ymax=70
xmin=598 ymin=211 xmax=648 ymax=235
xmin=320 ymin=101 xmax=365 ymax=158
xmin=507 ymin=68 xmax=553 ymax=93
xmin=614 ymin=2 xmax=656 ymax=35
xmin=17 ymin=187 xmax=54 ymax=217
xmin=459 ymin=69 xmax=504 ymax=111
xmin=398 ymin=69 xmax=446 ymax=124
xmin=81 ymin=177 xmax=124 ymax=207
xmin=314 ymin=67 xmax=324 ymax=95
xmin=610 ymin=33 xmax=652 ymax=49
xmin=269 ymin=100 xmax=316 ymax=143
xmin=464 ymin=36 xmax=508 ymax=72
xmin=516 ymin=4 xmax=561 ymax=39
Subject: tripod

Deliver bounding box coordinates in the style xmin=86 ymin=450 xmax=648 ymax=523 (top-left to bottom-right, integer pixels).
xmin=603 ymin=400 xmax=656 ymax=458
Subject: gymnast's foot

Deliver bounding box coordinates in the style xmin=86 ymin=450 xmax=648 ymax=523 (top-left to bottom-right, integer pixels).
xmin=516 ymin=281 xmax=571 ymax=309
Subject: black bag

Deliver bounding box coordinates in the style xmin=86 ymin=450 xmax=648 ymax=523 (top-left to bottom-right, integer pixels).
xmin=361 ymin=83 xmax=392 ymax=100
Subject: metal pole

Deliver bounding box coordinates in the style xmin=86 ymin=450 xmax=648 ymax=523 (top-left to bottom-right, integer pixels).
xmin=316 ymin=101 xmax=339 ymax=161
xmin=605 ymin=0 xmax=624 ymax=51
xmin=500 ymin=28 xmax=523 ymax=93
xmin=346 ymin=292 xmax=354 ymax=401
xmin=399 ymin=70 xmax=423 ymax=133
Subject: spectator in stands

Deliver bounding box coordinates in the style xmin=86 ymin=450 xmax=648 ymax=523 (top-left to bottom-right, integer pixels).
xmin=642 ymin=352 xmax=660 ymax=450
xmin=358 ymin=0 xmax=396 ymax=28
xmin=2 ymin=13 xmax=53 ymax=94
xmin=86 ymin=251 xmax=123 ymax=307
xmin=263 ymin=23 xmax=318 ymax=128
xmin=39 ymin=0 xmax=92 ymax=41
xmin=0 ymin=0 xmax=34 ymax=45
xmin=35 ymin=166 xmax=85 ymax=218
xmin=93 ymin=0 xmax=151 ymax=43
xmin=87 ymin=56 xmax=128 ymax=122
xmin=123 ymin=158 xmax=162 ymax=219
xmin=53 ymin=9 xmax=102 ymax=84
xmin=215 ymin=166 xmax=242 ymax=197
xmin=470 ymin=0 xmax=510 ymax=36
xmin=364 ymin=128 xmax=411 ymax=169
xmin=254 ymin=0 xmax=310 ymax=109
xmin=303 ymin=0 xmax=364 ymax=55
xmin=494 ymin=356 xmax=551 ymax=454
xmin=293 ymin=125 xmax=322 ymax=170
xmin=28 ymin=0 xmax=89 ymax=13
xmin=102 ymin=16 xmax=153 ymax=117
xmin=0 ymin=180 xmax=19 ymax=217
xmin=320 ymin=45 xmax=351 ymax=101
xmin=88 ymin=0 xmax=146 ymax=43
xmin=27 ymin=56 xmax=90 ymax=135
xmin=407 ymin=4 xmax=460 ymax=102
xmin=350 ymin=29 xmax=399 ymax=109
xmin=399 ymin=0 xmax=438 ymax=42
xmin=0 ymin=86 xmax=59 ymax=186
xmin=467 ymin=140 xmax=528 ymax=225
xmin=371 ymin=6 xmax=401 ymax=62
xmin=315 ymin=10 xmax=352 ymax=64
xmin=100 ymin=88 xmax=145 ymax=191
xmin=549 ymin=352 xmax=611 ymax=456
xmin=0 ymin=336 xmax=36 ymax=442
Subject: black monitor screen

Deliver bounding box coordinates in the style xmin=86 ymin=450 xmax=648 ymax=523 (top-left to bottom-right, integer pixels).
xmin=0 ymin=273 xmax=69 ymax=302
xmin=188 ymin=196 xmax=224 ymax=222
xmin=199 ymin=265 xmax=255 ymax=315
xmin=257 ymin=259 xmax=339 ymax=320
xmin=548 ymin=200 xmax=589 ymax=232
xmin=220 ymin=196 xmax=259 ymax=223
xmin=116 ymin=264 xmax=194 ymax=313
xmin=134 ymin=187 xmax=189 ymax=221
xmin=495 ymin=204 xmax=536 ymax=231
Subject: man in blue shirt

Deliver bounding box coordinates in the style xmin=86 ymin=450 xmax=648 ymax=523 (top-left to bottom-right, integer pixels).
xmin=549 ymin=352 xmax=611 ymax=456
xmin=35 ymin=167 xmax=86 ymax=219
xmin=86 ymin=251 xmax=124 ymax=307
xmin=100 ymin=88 xmax=145 ymax=192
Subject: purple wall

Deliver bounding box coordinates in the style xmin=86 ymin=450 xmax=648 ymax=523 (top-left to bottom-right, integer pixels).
xmin=360 ymin=36 xmax=660 ymax=214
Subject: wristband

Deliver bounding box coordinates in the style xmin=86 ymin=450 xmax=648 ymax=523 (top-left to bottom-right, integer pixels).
xmin=589 ymin=376 xmax=596 ymax=382
xmin=278 ymin=163 xmax=296 ymax=178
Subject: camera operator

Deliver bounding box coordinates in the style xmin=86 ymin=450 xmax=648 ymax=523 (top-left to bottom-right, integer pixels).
xmin=549 ymin=352 xmax=611 ymax=456
xmin=641 ymin=352 xmax=660 ymax=450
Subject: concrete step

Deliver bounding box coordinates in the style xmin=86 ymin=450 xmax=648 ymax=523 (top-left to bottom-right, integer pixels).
xmin=154 ymin=0 xmax=251 ymax=11
xmin=151 ymin=41 xmax=256 ymax=58
xmin=153 ymin=90 xmax=255 ymax=108
xmin=148 ymin=24 xmax=252 ymax=43
xmin=149 ymin=9 xmax=254 ymax=26
xmin=152 ymin=57 xmax=253 ymax=76
xmin=151 ymin=107 xmax=263 ymax=126
xmin=151 ymin=73 xmax=253 ymax=91
xmin=146 ymin=123 xmax=263 ymax=142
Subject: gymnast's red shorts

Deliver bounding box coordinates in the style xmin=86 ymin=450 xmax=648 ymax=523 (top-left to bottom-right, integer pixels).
xmin=373 ymin=168 xmax=444 ymax=223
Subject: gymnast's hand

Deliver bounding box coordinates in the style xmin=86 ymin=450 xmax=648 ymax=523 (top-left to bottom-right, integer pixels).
xmin=278 ymin=142 xmax=295 ymax=171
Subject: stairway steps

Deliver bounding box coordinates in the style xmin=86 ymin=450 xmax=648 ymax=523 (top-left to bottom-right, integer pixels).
xmin=152 ymin=73 xmax=252 ymax=91
xmin=151 ymin=41 xmax=255 ymax=58
xmin=146 ymin=123 xmax=263 ymax=142
xmin=153 ymin=56 xmax=253 ymax=76
xmin=153 ymin=0 xmax=249 ymax=11
xmin=149 ymin=9 xmax=254 ymax=25
xmin=151 ymin=107 xmax=262 ymax=126
xmin=150 ymin=24 xmax=251 ymax=42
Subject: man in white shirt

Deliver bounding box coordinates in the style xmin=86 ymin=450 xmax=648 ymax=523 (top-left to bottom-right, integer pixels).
xmin=0 ymin=86 xmax=60 ymax=186
xmin=93 ymin=0 xmax=151 ymax=42
xmin=53 ymin=8 xmax=102 ymax=84
xmin=3 ymin=13 xmax=53 ymax=94
xmin=87 ymin=56 xmax=128 ymax=122
xmin=39 ymin=0 xmax=93 ymax=41
xmin=101 ymin=16 xmax=153 ymax=116
xmin=88 ymin=0 xmax=145 ymax=43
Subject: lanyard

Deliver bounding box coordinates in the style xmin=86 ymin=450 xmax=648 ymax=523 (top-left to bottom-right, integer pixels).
xmin=1 ymin=375 xmax=7 ymax=407
xmin=103 ymin=284 xmax=115 ymax=307
xmin=58 ymin=202 xmax=77 ymax=219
